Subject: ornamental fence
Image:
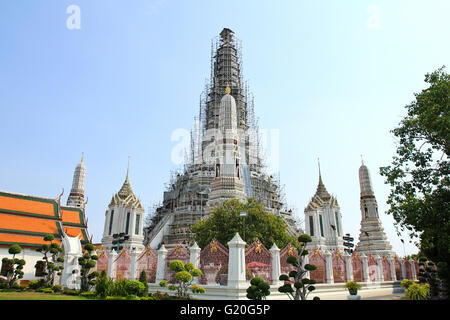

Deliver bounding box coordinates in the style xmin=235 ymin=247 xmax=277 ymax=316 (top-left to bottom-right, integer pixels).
xmin=95 ymin=235 xmax=418 ymax=286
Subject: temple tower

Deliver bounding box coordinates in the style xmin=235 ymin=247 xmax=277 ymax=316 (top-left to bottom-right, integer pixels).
xmin=207 ymin=85 xmax=246 ymax=208
xmin=355 ymin=159 xmax=393 ymax=256
xmin=101 ymin=161 xmax=145 ymax=252
xmin=144 ymin=28 xmax=300 ymax=248
xmin=304 ymin=162 xmax=344 ymax=250
xmin=67 ymin=153 xmax=86 ymax=207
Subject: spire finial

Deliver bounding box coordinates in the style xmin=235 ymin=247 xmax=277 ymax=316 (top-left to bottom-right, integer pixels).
xmin=225 ymin=81 xmax=231 ymax=95
xmin=318 ymin=157 xmax=321 ymax=175
xmin=126 ymin=156 xmax=130 ymax=180
xmin=361 ymin=154 xmax=365 ymax=165
xmin=81 ymin=152 xmax=84 ymax=163
xmin=318 ymin=157 xmax=323 ymax=184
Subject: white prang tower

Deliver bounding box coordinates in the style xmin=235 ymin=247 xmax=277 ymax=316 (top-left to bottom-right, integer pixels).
xmin=67 ymin=153 xmax=86 ymax=207
xmin=355 ymin=159 xmax=393 ymax=256
xmin=207 ymin=85 xmax=246 ymax=209
xmin=101 ymin=160 xmax=145 ymax=252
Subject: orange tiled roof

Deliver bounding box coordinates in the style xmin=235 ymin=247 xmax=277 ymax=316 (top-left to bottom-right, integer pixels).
xmin=0 ymin=191 xmax=89 ymax=247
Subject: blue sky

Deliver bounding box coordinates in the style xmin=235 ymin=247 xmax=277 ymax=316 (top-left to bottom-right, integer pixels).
xmin=1 ymin=0 xmax=449 ymax=256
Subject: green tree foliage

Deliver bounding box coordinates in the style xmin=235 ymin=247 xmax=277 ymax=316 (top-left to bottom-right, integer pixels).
xmin=159 ymin=260 xmax=205 ymax=299
xmin=380 ymin=67 xmax=449 ymax=296
xmin=94 ymin=270 xmax=113 ymax=298
xmin=278 ymin=234 xmax=319 ymax=300
xmin=1 ymin=244 xmax=25 ymax=288
xmin=191 ymin=198 xmax=298 ymax=249
xmin=139 ymin=270 xmax=149 ymax=296
xmin=246 ymin=277 xmax=271 ymax=300
xmin=78 ymin=243 xmax=99 ymax=292
xmin=35 ymin=234 xmax=64 ymax=287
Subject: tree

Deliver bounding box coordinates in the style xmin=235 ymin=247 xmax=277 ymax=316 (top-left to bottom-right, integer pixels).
xmin=2 ymin=244 xmax=25 ymax=288
xmin=191 ymin=198 xmax=298 ymax=249
xmin=246 ymin=277 xmax=270 ymax=300
xmin=278 ymin=234 xmax=319 ymax=300
xmin=78 ymin=243 xmax=99 ymax=292
xmin=159 ymin=260 xmax=205 ymax=299
xmin=418 ymin=256 xmax=447 ymax=300
xmin=139 ymin=270 xmax=149 ymax=296
xmin=380 ymin=66 xmax=449 ymax=296
xmin=95 ymin=270 xmax=113 ymax=298
xmin=35 ymin=234 xmax=64 ymax=287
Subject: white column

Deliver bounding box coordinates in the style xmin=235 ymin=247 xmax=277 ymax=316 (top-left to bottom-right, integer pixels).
xmin=190 ymin=241 xmax=201 ymax=285
xmin=361 ymin=253 xmax=369 ymax=282
xmin=129 ymin=249 xmax=139 ymax=280
xmin=155 ymin=245 xmax=168 ymax=283
xmin=189 ymin=241 xmax=201 ymax=269
xmin=107 ymin=250 xmax=118 ymax=279
xmin=375 ymin=255 xmax=384 ymax=282
xmin=343 ymin=251 xmax=353 ymax=281
xmin=129 ymin=211 xmax=136 ymax=236
xmin=103 ymin=211 xmax=110 ymax=237
xmin=270 ymin=243 xmax=282 ymax=285
xmin=409 ymin=259 xmax=417 ymax=281
xmin=389 ymin=257 xmax=397 ymax=281
xmin=400 ymin=260 xmax=406 ymax=279
xmin=324 ymin=250 xmax=334 ymax=284
xmin=227 ymin=233 xmax=247 ymax=288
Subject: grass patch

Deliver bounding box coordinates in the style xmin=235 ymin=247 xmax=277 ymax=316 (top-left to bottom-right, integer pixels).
xmin=0 ymin=291 xmax=92 ymax=300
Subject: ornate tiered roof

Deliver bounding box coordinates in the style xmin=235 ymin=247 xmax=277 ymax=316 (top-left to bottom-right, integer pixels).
xmin=305 ymin=171 xmax=339 ymax=211
xmin=109 ymin=168 xmax=144 ymax=210
xmin=0 ymin=191 xmax=89 ymax=247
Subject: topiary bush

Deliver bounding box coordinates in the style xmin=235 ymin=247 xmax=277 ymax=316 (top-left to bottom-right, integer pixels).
xmin=278 ymin=234 xmax=319 ymax=300
xmin=246 ymin=277 xmax=271 ymax=300
xmin=159 ymin=260 xmax=205 ymax=299
xmin=3 ymin=245 xmax=26 ymax=288
xmin=125 ymin=280 xmax=146 ymax=297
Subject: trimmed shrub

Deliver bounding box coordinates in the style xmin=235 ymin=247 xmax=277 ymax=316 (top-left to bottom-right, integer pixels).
xmin=52 ymin=285 xmax=62 ymax=293
xmin=38 ymin=287 xmax=53 ymax=293
xmin=125 ymin=280 xmax=146 ymax=296
xmin=405 ymin=283 xmax=430 ymax=300
xmin=246 ymin=277 xmax=271 ymax=300
xmin=80 ymin=291 xmax=96 ymax=298
xmin=401 ymin=279 xmax=414 ymax=289
xmin=169 ymin=260 xmax=185 ymax=272
xmin=159 ymin=280 xmax=168 ymax=287
xmin=95 ymin=270 xmax=113 ymax=298
xmin=63 ymin=289 xmax=80 ymax=295
xmin=109 ymin=279 xmax=128 ymax=297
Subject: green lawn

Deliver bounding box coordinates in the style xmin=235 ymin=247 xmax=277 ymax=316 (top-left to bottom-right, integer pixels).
xmin=0 ymin=291 xmax=91 ymax=300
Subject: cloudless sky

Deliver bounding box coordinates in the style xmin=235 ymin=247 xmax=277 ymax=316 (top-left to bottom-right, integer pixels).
xmin=1 ymin=0 xmax=449 ymax=256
